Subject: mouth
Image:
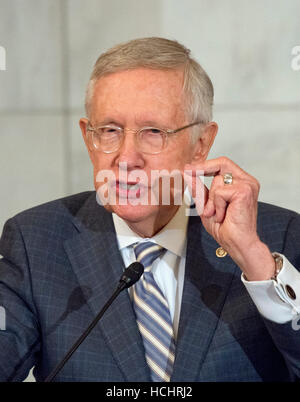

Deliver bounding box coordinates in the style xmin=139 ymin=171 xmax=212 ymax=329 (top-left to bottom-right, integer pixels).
xmin=113 ymin=180 xmax=146 ymax=199
xmin=118 ymin=181 xmax=141 ymax=191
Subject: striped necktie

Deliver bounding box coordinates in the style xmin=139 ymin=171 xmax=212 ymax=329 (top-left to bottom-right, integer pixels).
xmin=133 ymin=241 xmax=176 ymax=382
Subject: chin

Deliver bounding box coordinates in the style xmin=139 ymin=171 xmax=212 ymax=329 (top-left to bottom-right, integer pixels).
xmin=109 ymin=204 xmax=159 ymax=224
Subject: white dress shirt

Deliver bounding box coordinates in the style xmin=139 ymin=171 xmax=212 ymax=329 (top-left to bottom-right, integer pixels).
xmin=113 ymin=204 xmax=300 ymax=335
xmin=113 ymin=204 xmax=188 ymax=339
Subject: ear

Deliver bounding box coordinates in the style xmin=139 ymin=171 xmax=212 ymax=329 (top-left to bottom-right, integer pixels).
xmin=79 ymin=117 xmax=96 ymax=164
xmin=191 ymin=121 xmax=218 ymax=163
xmin=79 ymin=117 xmax=90 ymax=149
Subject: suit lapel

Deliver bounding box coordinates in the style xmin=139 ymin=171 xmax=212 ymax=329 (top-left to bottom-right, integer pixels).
xmin=63 ymin=194 xmax=239 ymax=381
xmin=63 ymin=194 xmax=150 ymax=381
xmin=171 ymin=215 xmax=239 ymax=381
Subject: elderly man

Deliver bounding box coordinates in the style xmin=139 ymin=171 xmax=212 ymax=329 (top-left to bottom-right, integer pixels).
xmin=0 ymin=37 xmax=299 ymax=382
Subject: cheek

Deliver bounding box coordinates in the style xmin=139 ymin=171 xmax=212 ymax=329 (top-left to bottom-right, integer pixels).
xmin=91 ymin=155 xmax=115 ymax=192
xmin=171 ymin=146 xmax=195 ymax=168
xmin=90 ymin=152 xmax=112 ymax=171
xmin=87 ymin=149 xmax=99 ymax=169
xmin=147 ymin=152 xmax=192 ymax=175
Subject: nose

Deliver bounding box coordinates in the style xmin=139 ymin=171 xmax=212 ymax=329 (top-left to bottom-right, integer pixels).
xmin=114 ymin=130 xmax=145 ymax=170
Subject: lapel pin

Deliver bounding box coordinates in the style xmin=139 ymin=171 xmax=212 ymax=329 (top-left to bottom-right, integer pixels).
xmin=216 ymin=247 xmax=227 ymax=258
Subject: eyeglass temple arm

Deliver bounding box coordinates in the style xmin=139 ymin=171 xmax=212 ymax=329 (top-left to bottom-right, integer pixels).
xmin=168 ymin=121 xmax=205 ymax=134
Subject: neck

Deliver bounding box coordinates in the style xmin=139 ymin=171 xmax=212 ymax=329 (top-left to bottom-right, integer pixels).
xmin=125 ymin=206 xmax=180 ymax=238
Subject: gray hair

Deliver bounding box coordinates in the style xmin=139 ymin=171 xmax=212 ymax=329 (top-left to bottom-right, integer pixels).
xmin=85 ymin=37 xmax=214 ymax=141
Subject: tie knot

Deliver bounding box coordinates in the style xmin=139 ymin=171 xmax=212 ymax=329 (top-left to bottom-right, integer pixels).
xmin=134 ymin=241 xmax=164 ymax=271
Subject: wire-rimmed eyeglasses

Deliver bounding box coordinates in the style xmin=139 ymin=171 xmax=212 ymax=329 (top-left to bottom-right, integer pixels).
xmin=86 ymin=121 xmax=204 ymax=155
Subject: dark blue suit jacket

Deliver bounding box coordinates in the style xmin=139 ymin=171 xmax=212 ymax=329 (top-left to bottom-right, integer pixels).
xmin=0 ymin=191 xmax=299 ymax=381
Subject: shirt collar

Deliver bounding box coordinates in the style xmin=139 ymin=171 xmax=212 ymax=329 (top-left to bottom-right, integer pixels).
xmin=112 ymin=203 xmax=189 ymax=257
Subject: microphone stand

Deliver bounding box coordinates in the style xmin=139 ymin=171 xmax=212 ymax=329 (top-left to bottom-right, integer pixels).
xmin=44 ymin=262 xmax=143 ymax=382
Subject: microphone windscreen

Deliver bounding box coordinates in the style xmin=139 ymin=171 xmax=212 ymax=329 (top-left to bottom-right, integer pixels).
xmin=120 ymin=262 xmax=144 ymax=288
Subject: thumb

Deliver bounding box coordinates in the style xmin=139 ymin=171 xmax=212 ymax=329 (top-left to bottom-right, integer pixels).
xmin=183 ymin=169 xmax=208 ymax=216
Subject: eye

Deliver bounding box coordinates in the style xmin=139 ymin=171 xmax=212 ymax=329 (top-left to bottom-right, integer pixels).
xmin=139 ymin=128 xmax=165 ymax=153
xmin=100 ymin=126 xmax=120 ymax=135
xmin=150 ymin=128 xmax=162 ymax=134
xmin=141 ymin=128 xmax=164 ymax=136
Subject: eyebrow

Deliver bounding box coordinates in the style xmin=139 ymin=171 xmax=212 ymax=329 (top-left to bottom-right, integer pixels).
xmin=139 ymin=120 xmax=167 ymax=127
xmin=94 ymin=119 xmax=122 ymax=127
xmin=94 ymin=118 xmax=170 ymax=129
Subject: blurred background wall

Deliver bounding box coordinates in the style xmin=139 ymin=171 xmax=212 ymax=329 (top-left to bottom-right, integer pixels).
xmin=0 ymin=0 xmax=299 ymax=381
xmin=0 ymin=0 xmax=299 ymax=234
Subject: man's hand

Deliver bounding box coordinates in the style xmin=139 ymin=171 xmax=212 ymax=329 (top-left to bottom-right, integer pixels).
xmin=185 ymin=157 xmax=275 ymax=281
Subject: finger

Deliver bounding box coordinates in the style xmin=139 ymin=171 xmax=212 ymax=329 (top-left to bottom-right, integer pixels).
xmin=202 ymin=174 xmax=231 ymax=218
xmin=204 ymin=174 xmax=236 ymax=221
xmin=202 ymin=197 xmax=216 ymax=218
xmin=205 ymin=186 xmax=234 ymax=224
xmin=213 ymin=190 xmax=229 ymax=223
xmin=183 ymin=170 xmax=208 ymax=215
xmin=210 ymin=182 xmax=257 ymax=223
xmin=185 ymin=157 xmax=250 ymax=180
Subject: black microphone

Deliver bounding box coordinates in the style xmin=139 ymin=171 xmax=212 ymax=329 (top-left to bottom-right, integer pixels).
xmin=44 ymin=262 xmax=144 ymax=382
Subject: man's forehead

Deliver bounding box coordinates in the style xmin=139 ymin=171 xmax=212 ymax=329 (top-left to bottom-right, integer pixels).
xmin=90 ymin=68 xmax=186 ymax=122
xmin=93 ymin=68 xmax=184 ymax=92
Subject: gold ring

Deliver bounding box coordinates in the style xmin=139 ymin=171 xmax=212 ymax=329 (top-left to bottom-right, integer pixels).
xmin=223 ymin=173 xmax=233 ymax=185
